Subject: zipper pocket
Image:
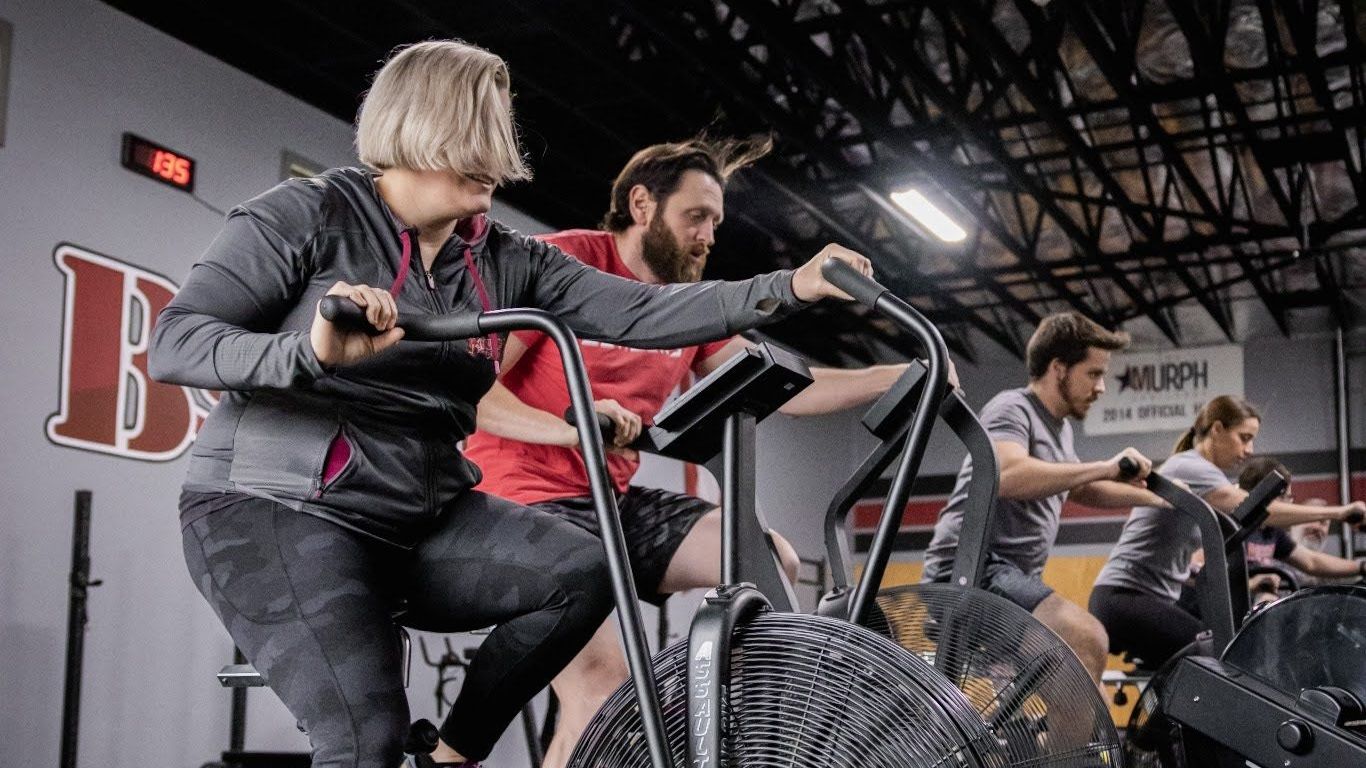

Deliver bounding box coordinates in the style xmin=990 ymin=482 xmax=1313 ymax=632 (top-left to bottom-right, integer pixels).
xmin=315 ymin=426 xmax=356 ymax=499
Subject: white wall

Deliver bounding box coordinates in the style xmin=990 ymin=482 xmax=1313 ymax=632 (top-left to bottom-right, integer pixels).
xmin=0 ymin=2 xmax=553 ymax=766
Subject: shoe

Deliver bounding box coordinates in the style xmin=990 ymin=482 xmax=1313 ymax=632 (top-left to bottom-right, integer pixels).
xmin=403 ymin=719 xmax=482 ymax=768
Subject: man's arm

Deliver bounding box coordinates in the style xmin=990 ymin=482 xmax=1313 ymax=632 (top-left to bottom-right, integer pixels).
xmin=1198 ymin=483 xmax=1366 ymax=527
xmin=781 ymin=364 xmax=906 ymax=416
xmin=477 ymin=381 xmax=580 ymax=448
xmin=475 ymin=334 xmax=641 ymax=448
xmin=1069 ymin=478 xmax=1165 ymax=509
xmin=1285 ymin=545 xmax=1366 ymax=579
xmin=996 ymin=441 xmax=1153 ymax=502
xmin=694 ymin=338 xmax=907 ymax=416
xmin=475 ymin=335 xmax=577 ymax=447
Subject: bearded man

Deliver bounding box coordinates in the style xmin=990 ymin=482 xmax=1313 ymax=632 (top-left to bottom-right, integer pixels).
xmin=921 ymin=312 xmax=1163 ymax=682
xmin=463 ymin=136 xmax=913 ymax=767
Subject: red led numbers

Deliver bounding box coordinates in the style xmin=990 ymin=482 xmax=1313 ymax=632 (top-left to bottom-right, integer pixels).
xmin=121 ymin=133 xmax=196 ymax=193
xmin=150 ymin=149 xmax=191 ymax=186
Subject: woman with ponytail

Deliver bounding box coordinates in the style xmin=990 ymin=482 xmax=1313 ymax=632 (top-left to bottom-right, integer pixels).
xmin=1088 ymin=396 xmax=1364 ymax=667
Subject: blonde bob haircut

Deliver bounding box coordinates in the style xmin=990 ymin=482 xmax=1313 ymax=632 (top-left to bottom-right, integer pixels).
xmin=356 ymin=40 xmax=531 ymax=184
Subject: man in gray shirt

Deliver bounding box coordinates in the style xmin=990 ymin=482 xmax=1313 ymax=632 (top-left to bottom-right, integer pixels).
xmin=923 ymin=312 xmax=1164 ymax=682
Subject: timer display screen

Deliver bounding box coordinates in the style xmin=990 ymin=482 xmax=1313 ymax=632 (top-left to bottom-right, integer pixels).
xmin=121 ymin=133 xmax=195 ymax=192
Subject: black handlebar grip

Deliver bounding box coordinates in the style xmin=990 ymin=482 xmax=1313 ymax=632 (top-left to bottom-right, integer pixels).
xmin=565 ymin=407 xmax=617 ymax=444
xmin=318 ymin=295 xmax=378 ymax=334
xmin=401 ymin=313 xmax=483 ymax=343
xmin=1117 ymin=456 xmax=1140 ymax=480
xmin=819 ymin=257 xmax=886 ymax=310
xmin=318 ymin=295 xmax=484 ymax=342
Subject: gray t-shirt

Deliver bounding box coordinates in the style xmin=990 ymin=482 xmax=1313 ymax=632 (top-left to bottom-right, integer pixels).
xmin=923 ymin=388 xmax=1076 ymax=580
xmin=1094 ymin=449 xmax=1231 ymax=600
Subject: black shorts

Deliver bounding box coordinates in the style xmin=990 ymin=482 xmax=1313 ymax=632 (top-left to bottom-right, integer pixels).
xmin=533 ymin=485 xmax=714 ymax=605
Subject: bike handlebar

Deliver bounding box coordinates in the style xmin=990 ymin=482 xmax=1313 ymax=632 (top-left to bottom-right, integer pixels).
xmin=820 ymin=257 xmax=888 ymax=309
xmin=319 ymin=295 xmax=484 ymax=341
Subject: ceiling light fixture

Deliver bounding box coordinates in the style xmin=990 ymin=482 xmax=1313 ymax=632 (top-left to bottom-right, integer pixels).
xmin=890 ymin=188 xmax=967 ymax=242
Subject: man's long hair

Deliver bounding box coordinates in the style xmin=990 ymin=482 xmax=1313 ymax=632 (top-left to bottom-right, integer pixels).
xmin=601 ymin=134 xmax=772 ymax=232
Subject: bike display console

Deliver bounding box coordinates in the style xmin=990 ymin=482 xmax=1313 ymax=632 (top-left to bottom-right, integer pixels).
xmin=642 ymin=342 xmax=812 ymax=464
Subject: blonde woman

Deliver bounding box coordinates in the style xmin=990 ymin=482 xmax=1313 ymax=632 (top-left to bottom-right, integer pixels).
xmin=1089 ymin=396 xmax=1364 ymax=668
xmin=151 ymin=40 xmax=869 ymax=768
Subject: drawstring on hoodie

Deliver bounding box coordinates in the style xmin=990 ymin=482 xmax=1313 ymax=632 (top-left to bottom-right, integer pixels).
xmin=392 ymin=223 xmax=501 ymax=373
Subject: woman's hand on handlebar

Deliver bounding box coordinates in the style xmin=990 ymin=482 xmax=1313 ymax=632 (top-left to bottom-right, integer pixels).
xmin=594 ymin=399 xmax=642 ymax=455
xmin=791 ymin=244 xmax=873 ymax=302
xmin=1338 ymin=500 xmax=1366 ymax=527
xmin=311 ymin=282 xmax=404 ymax=368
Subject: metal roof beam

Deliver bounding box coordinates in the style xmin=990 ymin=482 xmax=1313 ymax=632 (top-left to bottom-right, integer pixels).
xmin=715 ymin=0 xmax=1107 ymax=327
xmin=1164 ymin=0 xmax=1295 ymax=332
xmin=954 ymin=1 xmax=1234 ymax=339
xmin=1279 ymin=0 xmax=1366 ymax=208
xmin=850 ymin=3 xmax=1177 ymax=340
xmin=610 ymin=0 xmax=1037 ymax=356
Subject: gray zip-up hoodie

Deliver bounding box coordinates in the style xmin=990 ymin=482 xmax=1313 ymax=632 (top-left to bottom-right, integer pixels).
xmin=150 ymin=167 xmax=805 ymax=546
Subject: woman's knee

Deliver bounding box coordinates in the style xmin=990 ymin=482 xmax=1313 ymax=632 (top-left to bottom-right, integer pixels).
xmin=307 ymin=703 xmax=408 ymax=768
xmin=552 ymin=542 xmax=615 ymax=622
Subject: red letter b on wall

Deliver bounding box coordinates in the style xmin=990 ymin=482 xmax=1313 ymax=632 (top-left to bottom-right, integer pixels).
xmin=46 ymin=244 xmax=206 ymax=461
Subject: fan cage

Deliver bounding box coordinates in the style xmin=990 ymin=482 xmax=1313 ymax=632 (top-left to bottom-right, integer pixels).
xmin=866 ymin=583 xmax=1123 ymax=768
xmin=569 ymin=611 xmax=1010 ymax=768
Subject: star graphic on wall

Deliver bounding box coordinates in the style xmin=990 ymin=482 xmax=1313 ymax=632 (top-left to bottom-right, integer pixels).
xmin=1116 ymin=368 xmax=1134 ymax=392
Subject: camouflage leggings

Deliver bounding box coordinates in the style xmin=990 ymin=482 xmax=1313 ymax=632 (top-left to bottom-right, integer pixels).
xmin=181 ymin=490 xmax=614 ymax=766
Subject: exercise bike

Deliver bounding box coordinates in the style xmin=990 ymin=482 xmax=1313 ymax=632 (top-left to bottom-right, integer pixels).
xmin=325 ymin=279 xmax=1006 ymax=768
xmin=1127 ymin=464 xmax=1366 ymax=767
xmin=565 ymin=262 xmax=1017 ymax=767
xmin=808 ymin=276 xmax=1121 ymax=766
xmin=575 ymin=260 xmax=1120 ymax=767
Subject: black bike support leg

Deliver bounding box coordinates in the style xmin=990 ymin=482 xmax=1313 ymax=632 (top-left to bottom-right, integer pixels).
xmin=61 ymin=490 xmax=100 ymax=768
xmin=477 ymin=310 xmax=672 ymax=768
xmin=229 ymin=647 xmax=248 ymax=752
xmin=719 ymin=412 xmax=756 ymax=585
xmin=688 ymin=585 xmax=770 ymax=768
xmin=708 ymin=413 xmax=798 ymax=611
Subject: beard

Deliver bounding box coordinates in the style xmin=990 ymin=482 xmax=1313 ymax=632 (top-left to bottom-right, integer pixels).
xmin=1061 ymin=374 xmax=1097 ymax=420
xmin=640 ymin=214 xmax=707 ymax=283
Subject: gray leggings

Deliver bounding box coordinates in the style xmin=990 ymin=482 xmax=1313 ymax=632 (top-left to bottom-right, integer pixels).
xmin=181 ymin=490 xmax=614 ymax=766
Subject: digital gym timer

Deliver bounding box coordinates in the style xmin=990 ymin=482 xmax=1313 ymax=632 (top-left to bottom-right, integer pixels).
xmin=120 ymin=132 xmax=195 ymax=193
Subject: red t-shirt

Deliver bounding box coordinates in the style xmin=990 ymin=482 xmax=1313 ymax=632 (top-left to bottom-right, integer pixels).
xmin=464 ymin=230 xmax=734 ymax=504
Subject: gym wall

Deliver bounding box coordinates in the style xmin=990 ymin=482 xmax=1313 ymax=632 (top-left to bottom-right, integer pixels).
xmin=0 ymin=1 xmax=552 ymax=766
